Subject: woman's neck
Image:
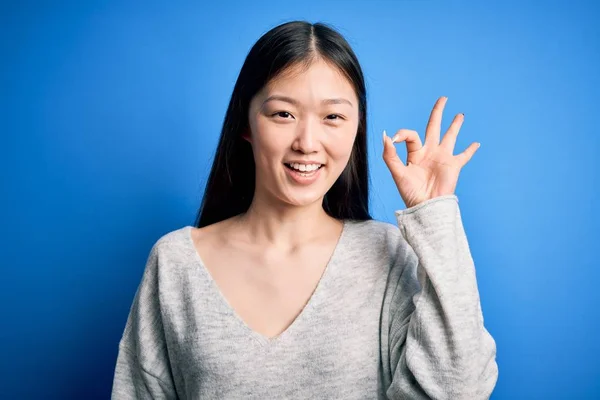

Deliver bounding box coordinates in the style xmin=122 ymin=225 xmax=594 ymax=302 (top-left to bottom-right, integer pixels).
xmin=233 ymin=196 xmax=341 ymax=250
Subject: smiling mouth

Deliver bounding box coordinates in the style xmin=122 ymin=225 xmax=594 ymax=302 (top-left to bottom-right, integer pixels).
xmin=283 ymin=163 xmax=324 ymax=174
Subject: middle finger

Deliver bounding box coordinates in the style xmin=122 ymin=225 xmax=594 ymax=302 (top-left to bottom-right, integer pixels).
xmin=424 ymin=96 xmax=448 ymax=147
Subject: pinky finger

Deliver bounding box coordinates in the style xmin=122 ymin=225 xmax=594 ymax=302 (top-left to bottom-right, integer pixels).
xmin=456 ymin=142 xmax=481 ymax=167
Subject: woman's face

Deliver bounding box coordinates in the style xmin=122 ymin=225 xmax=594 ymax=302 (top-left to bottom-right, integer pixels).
xmin=247 ymin=58 xmax=360 ymax=208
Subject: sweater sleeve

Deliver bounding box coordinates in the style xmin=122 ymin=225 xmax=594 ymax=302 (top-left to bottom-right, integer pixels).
xmin=111 ymin=243 xmax=178 ymax=400
xmin=385 ymin=195 xmax=498 ymax=399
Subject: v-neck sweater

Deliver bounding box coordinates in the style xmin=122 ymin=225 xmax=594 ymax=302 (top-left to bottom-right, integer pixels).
xmin=111 ymin=195 xmax=498 ymax=399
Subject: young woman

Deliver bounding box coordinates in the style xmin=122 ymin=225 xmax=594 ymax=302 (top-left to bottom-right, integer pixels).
xmin=112 ymin=21 xmax=498 ymax=399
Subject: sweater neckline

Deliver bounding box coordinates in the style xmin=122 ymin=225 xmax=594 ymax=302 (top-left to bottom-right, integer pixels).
xmin=184 ymin=220 xmax=349 ymax=348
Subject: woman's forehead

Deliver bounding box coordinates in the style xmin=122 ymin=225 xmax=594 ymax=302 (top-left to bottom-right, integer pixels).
xmin=258 ymin=60 xmax=357 ymax=106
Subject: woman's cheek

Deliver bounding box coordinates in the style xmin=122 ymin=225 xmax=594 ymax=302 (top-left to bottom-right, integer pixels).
xmin=328 ymin=127 xmax=357 ymax=159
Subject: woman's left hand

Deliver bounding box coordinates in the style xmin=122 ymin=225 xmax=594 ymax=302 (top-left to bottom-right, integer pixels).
xmin=382 ymin=96 xmax=480 ymax=209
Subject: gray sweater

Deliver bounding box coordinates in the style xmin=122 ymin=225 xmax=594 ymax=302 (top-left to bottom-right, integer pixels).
xmin=111 ymin=194 xmax=498 ymax=399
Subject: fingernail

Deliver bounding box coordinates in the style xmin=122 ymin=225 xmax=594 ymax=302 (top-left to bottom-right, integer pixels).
xmin=382 ymin=130 xmax=387 ymax=145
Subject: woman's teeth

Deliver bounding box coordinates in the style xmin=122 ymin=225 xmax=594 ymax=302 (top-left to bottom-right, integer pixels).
xmin=285 ymin=163 xmax=322 ymax=176
xmin=290 ymin=163 xmax=321 ymax=172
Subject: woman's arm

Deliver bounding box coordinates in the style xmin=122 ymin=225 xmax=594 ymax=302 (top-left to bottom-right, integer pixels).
xmin=111 ymin=244 xmax=178 ymax=400
xmin=384 ymin=195 xmax=498 ymax=399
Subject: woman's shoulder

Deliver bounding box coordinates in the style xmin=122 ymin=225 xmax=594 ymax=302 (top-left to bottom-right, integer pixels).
xmin=139 ymin=225 xmax=201 ymax=269
xmin=345 ymin=218 xmax=400 ymax=237
xmin=153 ymin=216 xmax=228 ymax=250
xmin=153 ymin=225 xmax=194 ymax=249
xmin=342 ymin=218 xmax=405 ymax=250
xmin=153 ymin=218 xmax=239 ymax=269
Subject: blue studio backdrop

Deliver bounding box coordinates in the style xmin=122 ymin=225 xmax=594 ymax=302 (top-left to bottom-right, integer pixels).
xmin=2 ymin=1 xmax=599 ymax=399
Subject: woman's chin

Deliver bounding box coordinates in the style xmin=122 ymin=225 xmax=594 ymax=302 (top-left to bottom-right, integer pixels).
xmin=281 ymin=191 xmax=325 ymax=208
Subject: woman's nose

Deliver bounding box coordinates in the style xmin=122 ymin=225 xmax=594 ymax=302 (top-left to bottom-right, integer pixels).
xmin=292 ymin=122 xmax=320 ymax=154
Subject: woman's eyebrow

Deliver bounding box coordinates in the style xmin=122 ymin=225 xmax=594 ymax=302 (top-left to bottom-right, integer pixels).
xmin=322 ymin=98 xmax=353 ymax=107
xmin=262 ymin=95 xmax=353 ymax=107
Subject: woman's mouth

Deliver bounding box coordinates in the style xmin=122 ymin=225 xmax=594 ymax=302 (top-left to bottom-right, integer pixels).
xmin=283 ymin=162 xmax=324 ymax=184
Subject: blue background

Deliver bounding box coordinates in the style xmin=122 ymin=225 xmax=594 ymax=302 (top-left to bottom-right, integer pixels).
xmin=2 ymin=1 xmax=598 ymax=398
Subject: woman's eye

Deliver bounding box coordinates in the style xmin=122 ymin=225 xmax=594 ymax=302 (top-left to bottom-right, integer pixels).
xmin=326 ymin=114 xmax=343 ymax=121
xmin=273 ymin=111 xmax=293 ymax=119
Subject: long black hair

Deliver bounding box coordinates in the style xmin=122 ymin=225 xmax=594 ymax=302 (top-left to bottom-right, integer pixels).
xmin=195 ymin=20 xmax=371 ymax=228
